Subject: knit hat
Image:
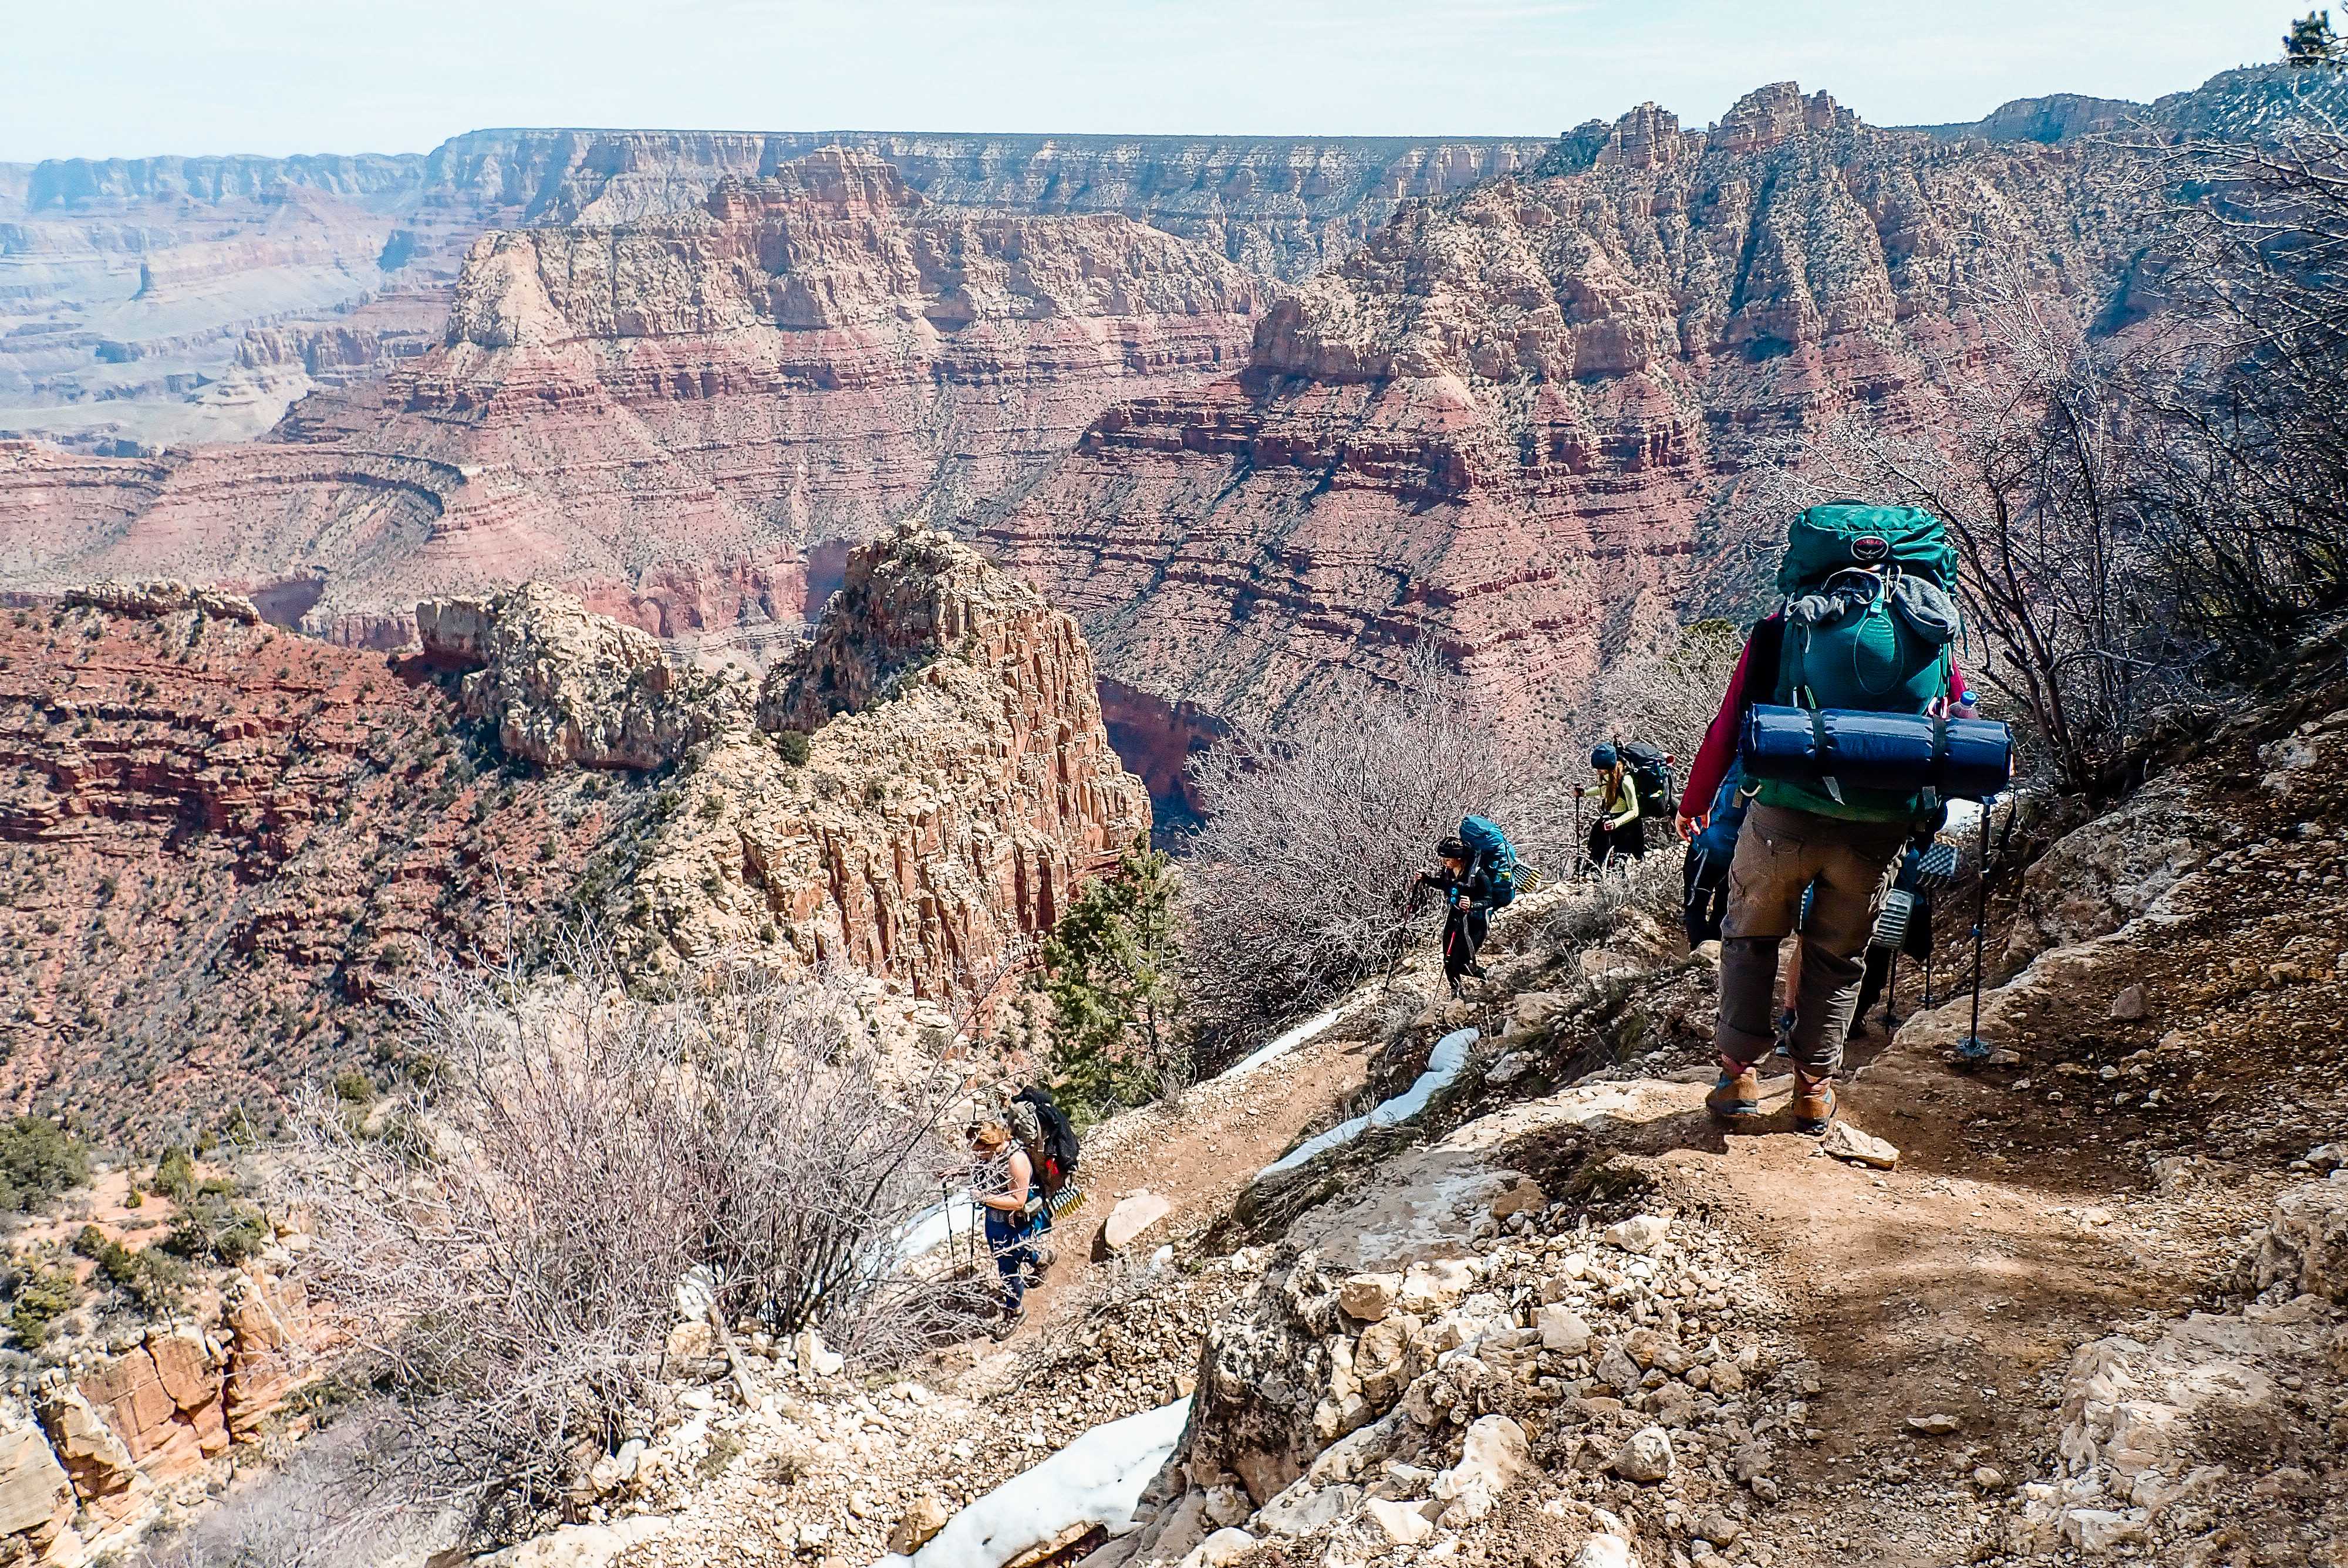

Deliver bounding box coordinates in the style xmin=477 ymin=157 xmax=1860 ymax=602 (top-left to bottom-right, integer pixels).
xmin=1590 ymin=744 xmax=1618 ymax=770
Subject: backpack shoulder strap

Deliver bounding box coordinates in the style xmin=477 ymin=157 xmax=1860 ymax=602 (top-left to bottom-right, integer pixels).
xmin=1742 ymin=614 xmax=1787 ymax=715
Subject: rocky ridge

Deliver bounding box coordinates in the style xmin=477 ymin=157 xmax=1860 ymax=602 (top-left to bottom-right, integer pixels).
xmin=623 ymin=528 xmax=1151 ymax=993
xmin=406 ymin=617 xmax=2348 ymax=1568
xmin=2 ymin=127 xmax=1540 ymax=458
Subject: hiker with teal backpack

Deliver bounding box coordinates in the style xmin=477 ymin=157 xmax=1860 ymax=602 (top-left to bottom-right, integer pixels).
xmin=1416 ymin=816 xmax=1522 ymax=996
xmin=1676 ymin=502 xmax=2009 ymax=1134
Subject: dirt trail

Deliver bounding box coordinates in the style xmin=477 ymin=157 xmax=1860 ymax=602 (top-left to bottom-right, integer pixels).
xmin=1008 ymin=1028 xmax=1379 ymax=1335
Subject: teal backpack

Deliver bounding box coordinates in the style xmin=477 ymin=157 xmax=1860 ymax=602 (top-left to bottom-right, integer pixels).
xmin=1761 ymin=502 xmax=1964 ymax=823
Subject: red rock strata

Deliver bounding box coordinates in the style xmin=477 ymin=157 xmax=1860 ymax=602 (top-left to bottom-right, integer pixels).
xmin=0 ymin=594 xmax=609 ymax=1137
xmin=0 ymin=149 xmax=1261 ymax=649
xmin=981 ymin=83 xmax=2157 ymax=725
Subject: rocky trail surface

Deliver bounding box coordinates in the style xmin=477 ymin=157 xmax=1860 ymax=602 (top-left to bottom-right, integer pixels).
xmin=423 ymin=624 xmax=2348 ymax=1568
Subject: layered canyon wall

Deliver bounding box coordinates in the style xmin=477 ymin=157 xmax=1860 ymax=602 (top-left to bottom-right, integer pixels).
xmin=980 ymin=82 xmax=2157 ymax=726
xmin=0 ymin=148 xmax=1264 ymax=651
xmin=2 ymin=129 xmax=1545 ymax=455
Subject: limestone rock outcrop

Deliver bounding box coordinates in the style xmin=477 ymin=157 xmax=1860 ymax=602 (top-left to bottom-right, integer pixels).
xmin=0 ymin=1417 xmax=77 ymax=1567
xmin=630 ymin=529 xmax=1150 ymax=996
xmin=419 ymin=583 xmax=750 ymax=769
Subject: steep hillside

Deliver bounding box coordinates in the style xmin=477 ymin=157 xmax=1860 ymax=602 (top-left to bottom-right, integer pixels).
xmin=0 ymin=585 xmax=612 ymax=1138
xmin=0 ymin=149 xmax=1263 ymax=650
xmin=350 ymin=622 xmax=2348 ymax=1568
xmin=984 ymin=83 xmax=2152 ymax=724
xmin=0 ymin=533 xmax=1143 ymax=1136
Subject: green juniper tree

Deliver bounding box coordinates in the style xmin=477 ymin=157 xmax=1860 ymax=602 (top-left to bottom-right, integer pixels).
xmin=1037 ymin=839 xmax=1186 ymax=1123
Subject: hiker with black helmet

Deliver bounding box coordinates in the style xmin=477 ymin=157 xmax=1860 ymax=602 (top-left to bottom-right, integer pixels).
xmin=1677 ymin=502 xmax=1992 ymax=1136
xmin=1585 ymin=745 xmax=1647 ymax=869
xmin=1416 ymin=832 xmax=1504 ymax=995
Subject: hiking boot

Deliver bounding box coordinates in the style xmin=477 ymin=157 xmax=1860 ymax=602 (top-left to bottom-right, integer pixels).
xmin=1027 ymin=1243 xmax=1057 ymax=1278
xmin=990 ymin=1304 xmax=1026 ymax=1341
xmin=1705 ymin=1062 xmax=1762 ymax=1120
xmin=1792 ymin=1072 xmax=1838 ymax=1134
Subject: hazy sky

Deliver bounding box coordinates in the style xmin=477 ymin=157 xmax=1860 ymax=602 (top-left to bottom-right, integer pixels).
xmin=0 ymin=1 xmax=2292 ymax=163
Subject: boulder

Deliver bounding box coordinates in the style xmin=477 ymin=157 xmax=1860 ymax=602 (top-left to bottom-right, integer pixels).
xmin=2108 ymin=985 xmax=2147 ymax=1021
xmin=1603 ymin=1215 xmax=1669 ymax=1253
xmin=1336 ymin=1273 xmax=1403 ymax=1322
xmin=1181 ymin=1527 xmax=1257 ymax=1568
xmin=1608 ymin=1425 xmax=1675 ymax=1483
xmin=1488 ymin=1177 xmax=1546 ymax=1220
xmin=1820 ymin=1123 xmax=1900 ymax=1170
xmin=0 ymin=1420 xmax=75 ymax=1559
xmin=1433 ymin=1414 xmax=1529 ymax=1523
xmin=1362 ymin=1496 xmax=1432 ymax=1546
xmin=889 ymin=1495 xmax=952 ymax=1555
xmin=1536 ymin=1305 xmax=1592 ymax=1356
xmin=33 ymin=1388 xmax=137 ymax=1518
xmin=1396 ymin=1259 xmax=1476 ymax=1316
xmin=1574 ymin=1536 xmax=1635 ymax=1568
xmin=1104 ymin=1191 xmax=1173 ymax=1253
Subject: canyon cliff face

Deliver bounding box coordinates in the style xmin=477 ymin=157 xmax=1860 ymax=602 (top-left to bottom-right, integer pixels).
xmin=0 ymin=588 xmax=616 ymax=1137
xmin=981 ymin=83 xmax=2155 ymax=724
xmin=0 ymin=536 xmax=1141 ymax=1136
xmin=619 ymin=528 xmax=1151 ymax=996
xmin=0 ymin=149 xmax=1261 ymax=649
xmin=2 ymin=130 xmax=1540 ymax=457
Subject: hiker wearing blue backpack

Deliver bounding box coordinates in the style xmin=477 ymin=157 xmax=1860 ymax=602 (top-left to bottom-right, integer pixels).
xmin=1676 ymin=503 xmax=1995 ymax=1136
xmin=1416 ymin=816 xmax=1520 ymax=996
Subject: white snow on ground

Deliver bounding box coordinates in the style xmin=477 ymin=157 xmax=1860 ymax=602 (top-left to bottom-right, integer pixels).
xmin=1216 ymin=1005 xmax=1345 ymax=1082
xmin=891 ymin=1191 xmax=980 ymax=1268
xmin=876 ymin=1397 xmax=1193 ymax=1568
xmin=1254 ymin=1027 xmax=1477 ymax=1182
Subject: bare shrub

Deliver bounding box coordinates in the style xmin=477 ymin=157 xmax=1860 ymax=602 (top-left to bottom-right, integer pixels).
xmin=1577 ymin=617 xmax=1747 ymax=776
xmin=1179 ymin=652 xmax=1573 ymax=1059
xmin=276 ymin=928 xmax=985 ymax=1532
xmin=2138 ymin=129 xmax=2348 ymax=654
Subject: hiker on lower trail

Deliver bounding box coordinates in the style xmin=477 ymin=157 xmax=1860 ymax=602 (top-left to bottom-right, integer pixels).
xmin=1678 ymin=502 xmax=1985 ymax=1135
xmin=1416 ymin=817 xmax=1519 ymax=996
xmin=1584 ymin=745 xmax=1647 ymax=868
xmin=969 ymin=1120 xmax=1041 ymax=1339
xmin=1006 ymin=1087 xmax=1074 ymax=1270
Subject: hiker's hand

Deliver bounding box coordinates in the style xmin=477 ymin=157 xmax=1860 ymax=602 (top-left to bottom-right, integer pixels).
xmin=1675 ymin=812 xmax=1698 ymax=842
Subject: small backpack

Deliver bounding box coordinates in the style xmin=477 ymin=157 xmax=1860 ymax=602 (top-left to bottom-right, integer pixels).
xmin=1013 ymin=1086 xmax=1080 ymax=1198
xmin=1615 ymin=742 xmax=1676 ymax=822
xmin=1458 ymin=816 xmax=1520 ymax=907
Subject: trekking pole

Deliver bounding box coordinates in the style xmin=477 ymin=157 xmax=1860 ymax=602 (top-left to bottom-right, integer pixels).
xmin=1955 ymin=797 xmax=1996 ymax=1065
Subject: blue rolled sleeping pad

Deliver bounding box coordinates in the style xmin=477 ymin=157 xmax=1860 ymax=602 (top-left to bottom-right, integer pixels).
xmin=1739 ymin=704 xmax=2012 ymax=801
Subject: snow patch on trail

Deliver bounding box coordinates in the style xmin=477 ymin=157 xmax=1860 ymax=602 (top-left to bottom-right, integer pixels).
xmin=892 ymin=1191 xmax=979 ymax=1267
xmin=876 ymin=1397 xmax=1192 ymax=1568
xmin=1217 ymin=1005 xmax=1344 ymax=1082
xmin=1255 ymin=1028 xmax=1478 ymax=1182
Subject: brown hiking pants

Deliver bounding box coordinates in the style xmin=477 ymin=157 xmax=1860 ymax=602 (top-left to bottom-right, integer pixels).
xmin=1716 ymin=802 xmax=1909 ymax=1077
